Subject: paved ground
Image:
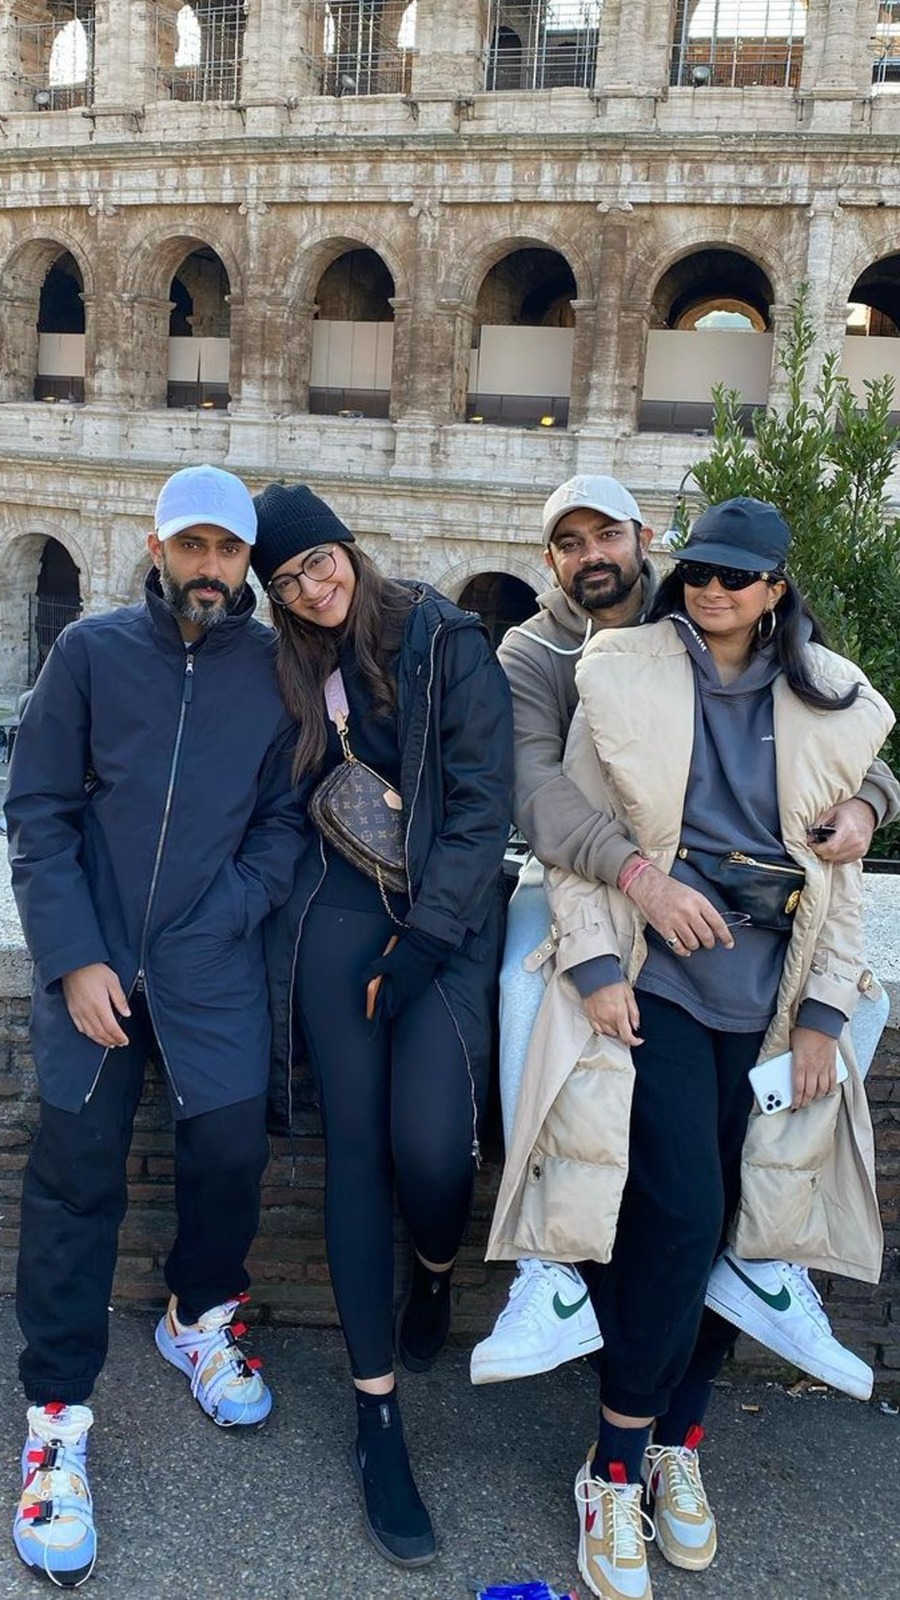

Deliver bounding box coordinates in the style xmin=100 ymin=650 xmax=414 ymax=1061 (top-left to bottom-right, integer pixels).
xmin=0 ymin=1298 xmax=898 ymax=1600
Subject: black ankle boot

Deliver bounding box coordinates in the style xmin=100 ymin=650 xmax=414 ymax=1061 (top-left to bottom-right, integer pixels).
xmin=396 ymin=1256 xmax=453 ymax=1373
xmin=352 ymin=1388 xmax=435 ymax=1567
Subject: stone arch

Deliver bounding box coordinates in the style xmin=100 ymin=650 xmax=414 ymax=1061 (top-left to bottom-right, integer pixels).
xmin=441 ymin=227 xmax=592 ymax=311
xmin=638 ymin=242 xmax=776 ymax=434
xmin=433 ymin=551 xmax=545 ymax=604
xmin=0 ymin=524 xmax=90 ymax=691
xmin=282 ymin=233 xmax=406 ymax=418
xmin=0 ymin=233 xmax=95 ymax=403
xmin=121 ymin=224 xmax=243 ymax=305
xmin=626 ymin=231 xmax=783 ymax=320
xmin=460 ymin=238 xmax=583 ymax=427
xmin=833 ymin=235 xmax=900 ymax=323
xmin=121 ymin=227 xmax=244 ymax=410
xmin=283 ymin=228 xmax=410 ymax=316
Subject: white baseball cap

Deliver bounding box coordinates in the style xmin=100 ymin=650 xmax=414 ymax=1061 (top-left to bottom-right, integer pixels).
xmin=154 ymin=464 xmax=257 ymax=545
xmin=541 ymin=475 xmax=643 ymax=547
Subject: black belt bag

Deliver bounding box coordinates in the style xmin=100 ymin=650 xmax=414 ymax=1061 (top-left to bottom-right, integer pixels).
xmin=677 ymin=846 xmax=805 ymax=934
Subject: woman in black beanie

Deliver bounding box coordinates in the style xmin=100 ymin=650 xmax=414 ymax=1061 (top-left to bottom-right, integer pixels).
xmin=252 ymin=482 xmax=513 ymax=1568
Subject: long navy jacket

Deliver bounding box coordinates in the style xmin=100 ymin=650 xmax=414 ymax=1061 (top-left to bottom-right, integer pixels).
xmin=5 ymin=572 xmax=304 ymax=1117
xmin=265 ymin=584 xmax=514 ymax=1134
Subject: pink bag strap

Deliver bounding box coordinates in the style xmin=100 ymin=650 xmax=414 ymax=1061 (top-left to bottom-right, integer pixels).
xmin=323 ymin=668 xmax=352 ymax=758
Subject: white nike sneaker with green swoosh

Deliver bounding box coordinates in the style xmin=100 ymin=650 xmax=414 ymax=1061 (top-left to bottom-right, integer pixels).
xmin=704 ymin=1249 xmax=873 ymax=1400
xmin=470 ymin=1258 xmax=602 ymax=1385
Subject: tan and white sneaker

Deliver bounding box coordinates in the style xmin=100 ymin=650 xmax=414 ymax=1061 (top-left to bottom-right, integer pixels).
xmin=642 ymin=1425 xmax=717 ymax=1571
xmin=575 ymin=1449 xmax=654 ymax=1600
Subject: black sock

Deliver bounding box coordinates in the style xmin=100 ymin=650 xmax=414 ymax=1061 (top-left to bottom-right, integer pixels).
xmin=653 ymin=1376 xmax=713 ymax=1448
xmin=397 ymin=1256 xmax=452 ymax=1369
xmin=594 ymin=1416 xmax=652 ymax=1485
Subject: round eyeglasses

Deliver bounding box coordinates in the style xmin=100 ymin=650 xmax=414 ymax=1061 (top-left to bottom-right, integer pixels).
xmin=267 ymin=548 xmax=337 ymax=605
xmin=675 ymin=561 xmax=778 ymax=592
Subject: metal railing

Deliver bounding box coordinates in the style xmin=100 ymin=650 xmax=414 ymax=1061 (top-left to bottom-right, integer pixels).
xmin=669 ymin=0 xmax=804 ymax=89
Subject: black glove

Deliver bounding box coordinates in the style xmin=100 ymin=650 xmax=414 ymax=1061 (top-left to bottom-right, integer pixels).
xmin=364 ymin=928 xmax=449 ymax=1024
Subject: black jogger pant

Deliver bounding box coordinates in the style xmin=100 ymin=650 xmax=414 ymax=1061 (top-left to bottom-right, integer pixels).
xmin=17 ymin=992 xmax=270 ymax=1405
xmin=581 ymin=991 xmax=765 ymax=1418
xmin=295 ymin=903 xmax=483 ymax=1381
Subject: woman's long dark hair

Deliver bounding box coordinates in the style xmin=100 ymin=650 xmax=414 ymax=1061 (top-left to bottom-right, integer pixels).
xmin=270 ymin=545 xmax=415 ymax=781
xmin=648 ymin=569 xmax=860 ymax=712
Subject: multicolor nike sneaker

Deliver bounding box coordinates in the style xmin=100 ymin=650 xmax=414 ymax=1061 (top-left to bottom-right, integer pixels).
xmin=14 ymin=1403 xmax=96 ymax=1588
xmin=643 ymin=1425 xmax=717 ymax=1571
xmin=704 ymin=1250 xmax=873 ymax=1400
xmin=154 ymin=1294 xmax=272 ymax=1426
xmin=575 ymin=1448 xmax=654 ymax=1600
xmin=470 ymin=1259 xmax=602 ymax=1384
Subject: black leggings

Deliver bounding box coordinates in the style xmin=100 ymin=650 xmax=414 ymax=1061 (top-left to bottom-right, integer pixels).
xmin=296 ymin=903 xmax=480 ymax=1380
xmin=581 ymin=991 xmax=764 ymax=1418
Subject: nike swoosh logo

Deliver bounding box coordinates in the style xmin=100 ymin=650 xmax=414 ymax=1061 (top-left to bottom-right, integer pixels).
xmin=585 ymin=1507 xmax=597 ymax=1534
xmin=723 ymin=1256 xmax=791 ymax=1312
xmin=552 ymin=1289 xmax=591 ymax=1320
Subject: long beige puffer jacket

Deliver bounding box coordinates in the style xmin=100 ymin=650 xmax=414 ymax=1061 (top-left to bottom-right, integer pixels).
xmin=488 ymin=621 xmax=895 ymax=1285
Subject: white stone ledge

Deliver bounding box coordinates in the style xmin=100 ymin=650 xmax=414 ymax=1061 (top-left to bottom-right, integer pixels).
xmin=0 ymin=847 xmax=897 ymax=1021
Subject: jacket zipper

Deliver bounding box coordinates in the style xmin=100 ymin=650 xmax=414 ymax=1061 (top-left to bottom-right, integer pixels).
xmin=403 ymin=624 xmax=440 ymax=887
xmin=405 ymin=620 xmax=482 ymax=1161
xmin=284 ymin=835 xmax=328 ymax=1131
xmin=86 ymin=652 xmax=196 ymax=1108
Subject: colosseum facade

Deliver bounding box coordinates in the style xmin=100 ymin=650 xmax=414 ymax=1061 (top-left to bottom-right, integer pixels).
xmin=0 ymin=0 xmax=898 ymax=687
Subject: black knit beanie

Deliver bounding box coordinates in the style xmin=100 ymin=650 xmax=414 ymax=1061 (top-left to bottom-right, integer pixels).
xmin=250 ymin=483 xmax=355 ymax=589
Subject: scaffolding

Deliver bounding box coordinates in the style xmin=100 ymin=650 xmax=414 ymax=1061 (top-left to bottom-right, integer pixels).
xmin=669 ymin=0 xmax=806 ymax=89
xmin=155 ymin=2 xmax=247 ymax=103
xmin=873 ymin=0 xmax=900 ymax=86
xmin=12 ymin=3 xmax=95 ymax=111
xmin=482 ymin=0 xmax=601 ymax=92
xmin=311 ymin=1 xmax=415 ymax=97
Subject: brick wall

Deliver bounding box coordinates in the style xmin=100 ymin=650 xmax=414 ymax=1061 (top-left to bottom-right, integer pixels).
xmin=1 ymin=996 xmax=898 ymax=1390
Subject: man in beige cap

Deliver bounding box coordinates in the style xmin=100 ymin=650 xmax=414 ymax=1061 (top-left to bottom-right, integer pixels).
xmin=472 ymin=472 xmax=896 ymax=1400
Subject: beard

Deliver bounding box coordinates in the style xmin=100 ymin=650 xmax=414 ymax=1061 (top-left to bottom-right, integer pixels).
xmin=570 ymin=557 xmax=642 ymax=613
xmin=159 ymin=562 xmax=243 ymax=630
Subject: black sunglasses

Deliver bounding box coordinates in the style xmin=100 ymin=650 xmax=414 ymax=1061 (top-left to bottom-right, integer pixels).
xmin=675 ymin=561 xmax=779 ymax=592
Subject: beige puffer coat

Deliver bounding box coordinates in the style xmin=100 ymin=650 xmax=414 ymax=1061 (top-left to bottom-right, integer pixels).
xmin=487 ymin=621 xmax=895 ymax=1284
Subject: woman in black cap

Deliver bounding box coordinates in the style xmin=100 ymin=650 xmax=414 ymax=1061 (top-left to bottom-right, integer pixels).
xmin=486 ymin=497 xmax=893 ymax=1600
xmin=251 ymin=482 xmax=513 ymax=1568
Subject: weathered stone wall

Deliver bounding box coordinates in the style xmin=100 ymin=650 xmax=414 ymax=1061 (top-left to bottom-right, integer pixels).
xmin=0 ymin=0 xmax=899 ymax=694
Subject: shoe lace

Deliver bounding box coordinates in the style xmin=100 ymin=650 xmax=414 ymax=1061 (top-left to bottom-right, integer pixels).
xmin=496 ymin=1262 xmax=576 ymax=1330
xmin=575 ymin=1475 xmax=654 ymax=1561
xmin=784 ymin=1265 xmax=831 ymax=1335
xmin=645 ymin=1444 xmax=708 ymax=1518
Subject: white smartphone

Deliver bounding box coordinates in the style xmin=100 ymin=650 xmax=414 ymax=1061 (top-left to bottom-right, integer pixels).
xmin=749 ymin=1049 xmax=848 ymax=1116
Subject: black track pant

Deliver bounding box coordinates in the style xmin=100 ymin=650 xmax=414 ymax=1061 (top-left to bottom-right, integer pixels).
xmin=296 ymin=903 xmax=480 ymax=1380
xmin=17 ymin=992 xmax=270 ymax=1405
xmin=581 ymin=992 xmax=764 ymax=1418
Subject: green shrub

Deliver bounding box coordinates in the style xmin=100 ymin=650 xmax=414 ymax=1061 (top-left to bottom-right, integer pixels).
xmin=686 ymin=286 xmax=900 ymax=858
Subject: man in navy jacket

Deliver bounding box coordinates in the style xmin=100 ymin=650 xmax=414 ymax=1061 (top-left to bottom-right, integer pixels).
xmin=4 ymin=465 xmax=305 ymax=1587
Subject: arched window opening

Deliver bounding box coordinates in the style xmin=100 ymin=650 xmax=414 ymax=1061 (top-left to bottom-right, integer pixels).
xmin=842 ymin=256 xmax=900 ymax=425
xmin=310 ymin=249 xmax=395 ymax=417
xmin=873 ymin=1 xmax=900 ymax=87
xmin=16 ymin=3 xmax=95 ymax=111
xmin=161 ymin=2 xmax=245 ymax=102
xmin=468 ymin=248 xmax=576 ymax=427
xmin=457 ymin=573 xmax=537 ymax=648
xmin=314 ymin=1 xmax=415 ymax=96
xmin=32 ymin=538 xmax=82 ymax=678
xmin=484 ymin=0 xmax=601 ymax=90
xmin=641 ymin=250 xmax=773 ymax=432
xmin=167 ymin=248 xmax=232 ymax=409
xmin=670 ymin=0 xmax=805 ymax=89
xmin=35 ymin=253 xmax=85 ymax=403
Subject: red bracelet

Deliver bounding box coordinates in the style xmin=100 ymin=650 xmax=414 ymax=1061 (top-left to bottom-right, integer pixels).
xmin=618 ymin=855 xmax=652 ymax=897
